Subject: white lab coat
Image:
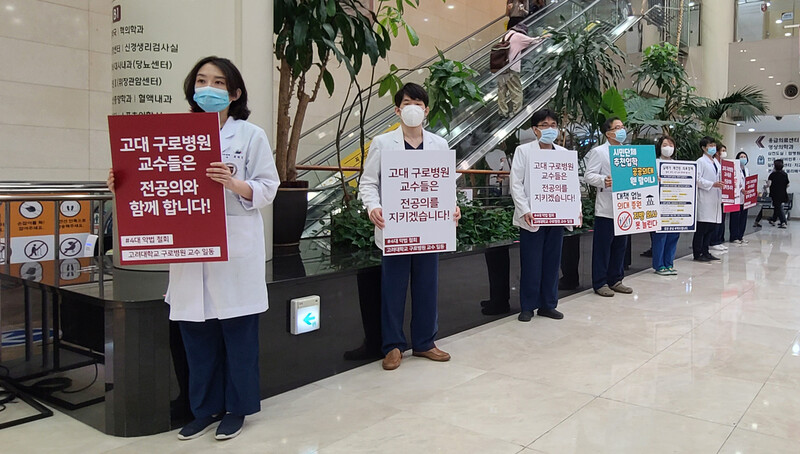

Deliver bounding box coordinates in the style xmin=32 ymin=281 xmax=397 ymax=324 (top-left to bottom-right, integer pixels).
xmin=735 ymin=164 xmax=750 ymax=205
xmin=358 ymin=127 xmax=450 ymax=249
xmin=165 ymin=117 xmax=280 ymax=322
xmin=510 ymin=140 xmax=577 ymax=232
xmin=696 ymin=154 xmax=722 ymax=223
xmin=584 ymin=142 xmax=614 ymax=219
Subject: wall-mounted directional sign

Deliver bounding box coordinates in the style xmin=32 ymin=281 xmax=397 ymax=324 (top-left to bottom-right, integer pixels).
xmin=290 ymin=295 xmax=321 ymax=335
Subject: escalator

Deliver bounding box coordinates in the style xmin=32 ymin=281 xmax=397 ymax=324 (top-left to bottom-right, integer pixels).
xmin=297 ymin=0 xmax=644 ymax=238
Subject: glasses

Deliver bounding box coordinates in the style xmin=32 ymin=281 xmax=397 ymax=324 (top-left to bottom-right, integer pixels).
xmin=609 ymin=125 xmax=625 ymax=131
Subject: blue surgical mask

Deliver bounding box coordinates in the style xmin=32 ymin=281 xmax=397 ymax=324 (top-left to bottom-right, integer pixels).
xmin=739 ymin=157 xmax=748 ymax=166
xmin=193 ymin=86 xmax=231 ymax=113
xmin=707 ymin=147 xmax=717 ymax=156
xmin=613 ymin=128 xmax=627 ymax=143
xmin=538 ymin=127 xmax=558 ymax=144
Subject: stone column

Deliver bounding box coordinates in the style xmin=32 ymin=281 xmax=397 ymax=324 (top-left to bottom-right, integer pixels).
xmin=700 ymin=0 xmax=736 ymax=151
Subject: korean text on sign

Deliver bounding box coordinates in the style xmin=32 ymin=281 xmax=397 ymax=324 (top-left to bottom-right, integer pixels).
xmin=381 ymin=150 xmax=456 ymax=256
xmin=108 ymin=112 xmax=229 ymax=265
xmin=528 ymin=150 xmax=581 ymax=226
xmin=610 ymin=145 xmax=661 ymax=235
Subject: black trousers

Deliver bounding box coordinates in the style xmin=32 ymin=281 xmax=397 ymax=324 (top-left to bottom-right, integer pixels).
xmin=692 ymin=221 xmax=717 ymax=258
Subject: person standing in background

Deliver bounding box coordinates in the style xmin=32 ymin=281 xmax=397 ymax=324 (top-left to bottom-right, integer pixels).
xmin=652 ymin=136 xmax=680 ymax=275
xmin=506 ymin=0 xmax=528 ymax=29
xmin=693 ymin=137 xmax=724 ymax=262
xmin=710 ymin=144 xmax=729 ymax=253
xmin=768 ymin=159 xmax=790 ymax=228
xmin=496 ymin=26 xmax=547 ymax=118
xmin=729 ymin=151 xmax=750 ymax=244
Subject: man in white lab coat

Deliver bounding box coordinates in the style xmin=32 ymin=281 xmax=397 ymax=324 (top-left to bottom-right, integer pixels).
xmin=584 ymin=117 xmax=633 ymax=297
xmin=359 ymin=83 xmax=461 ymax=371
xmin=693 ymin=136 xmax=725 ymax=261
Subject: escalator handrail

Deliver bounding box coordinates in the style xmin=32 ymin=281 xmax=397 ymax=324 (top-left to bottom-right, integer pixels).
xmin=296 ymin=1 xmax=598 ymax=173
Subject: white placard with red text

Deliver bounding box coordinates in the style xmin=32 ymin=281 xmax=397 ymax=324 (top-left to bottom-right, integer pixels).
xmin=527 ymin=149 xmax=581 ymax=225
xmin=381 ymin=149 xmax=456 ymax=255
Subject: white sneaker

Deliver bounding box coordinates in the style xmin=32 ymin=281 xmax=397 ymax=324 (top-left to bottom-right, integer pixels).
xmin=742 ymin=239 xmax=749 ymax=244
xmin=732 ymin=240 xmax=742 ymax=245
xmin=710 ymin=244 xmax=725 ymax=251
xmin=721 ymin=244 xmax=729 ymax=250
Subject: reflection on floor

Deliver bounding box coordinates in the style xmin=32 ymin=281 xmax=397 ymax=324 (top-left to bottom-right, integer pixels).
xmin=2 ymin=225 xmax=800 ymax=453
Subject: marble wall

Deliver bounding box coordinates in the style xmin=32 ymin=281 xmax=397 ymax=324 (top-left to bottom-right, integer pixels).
xmin=0 ymin=0 xmax=503 ymax=182
xmin=0 ymin=0 xmax=112 ymax=181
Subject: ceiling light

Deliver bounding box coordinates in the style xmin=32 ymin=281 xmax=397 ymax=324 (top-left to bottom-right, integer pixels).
xmin=688 ymin=2 xmax=695 ymax=6
xmin=768 ymin=75 xmax=774 ymax=79
xmin=736 ymin=123 xmax=742 ymax=127
xmin=776 ymin=82 xmax=782 ymax=86
xmin=760 ymin=67 xmax=765 ymax=70
xmin=767 ymin=2 xmax=771 ymax=5
xmin=5 ymin=5 xmax=14 ymax=11
xmin=750 ymin=58 xmax=757 ymax=62
xmin=776 ymin=19 xmax=783 ymax=24
xmin=786 ymin=32 xmax=792 ymax=36
xmin=748 ymin=128 xmax=755 ymax=132
xmin=423 ymin=18 xmax=429 ymax=21
xmin=447 ymin=5 xmax=454 ymax=9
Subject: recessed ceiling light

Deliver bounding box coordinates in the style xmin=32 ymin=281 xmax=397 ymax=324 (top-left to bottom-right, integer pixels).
xmin=760 ymin=67 xmax=765 ymax=70
xmin=736 ymin=123 xmax=742 ymax=127
xmin=447 ymin=5 xmax=454 ymax=9
xmin=423 ymin=18 xmax=429 ymax=21
xmin=786 ymin=32 xmax=792 ymax=37
xmin=748 ymin=128 xmax=755 ymax=132
xmin=777 ymin=82 xmax=782 ymax=86
xmin=768 ymin=75 xmax=774 ymax=79
xmin=688 ymin=2 xmax=695 ymax=6
xmin=776 ymin=19 xmax=783 ymax=24
xmin=750 ymin=58 xmax=757 ymax=62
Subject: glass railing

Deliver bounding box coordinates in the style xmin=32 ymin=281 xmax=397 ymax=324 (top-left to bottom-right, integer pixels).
xmin=301 ymin=0 xmax=638 ymax=238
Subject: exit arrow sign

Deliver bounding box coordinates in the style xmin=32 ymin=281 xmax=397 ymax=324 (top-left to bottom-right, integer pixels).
xmin=756 ymin=135 xmax=765 ymax=149
xmin=303 ymin=312 xmax=316 ymax=325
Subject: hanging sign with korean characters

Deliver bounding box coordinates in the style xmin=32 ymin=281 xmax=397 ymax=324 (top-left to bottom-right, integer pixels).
xmin=610 ymin=145 xmax=660 ymax=235
xmin=721 ymin=159 xmax=739 ymax=212
xmin=743 ymin=175 xmax=759 ymax=210
xmin=527 ymin=149 xmax=581 ymax=225
xmin=657 ymin=161 xmax=697 ymax=232
xmin=381 ymin=149 xmax=457 ymax=255
xmin=108 ymin=112 xmax=228 ymax=265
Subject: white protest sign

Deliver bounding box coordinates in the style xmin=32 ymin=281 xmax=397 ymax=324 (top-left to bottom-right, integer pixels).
xmin=657 ymin=160 xmax=697 ymax=232
xmin=381 ymin=149 xmax=457 ymax=255
xmin=527 ymin=149 xmax=581 ymax=225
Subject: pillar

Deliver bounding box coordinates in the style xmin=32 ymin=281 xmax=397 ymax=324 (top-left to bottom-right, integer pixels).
xmin=699 ymin=0 xmax=736 ymax=151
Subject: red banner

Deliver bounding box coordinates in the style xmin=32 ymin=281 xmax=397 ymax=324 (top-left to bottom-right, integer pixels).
xmin=744 ymin=175 xmax=759 ymax=210
xmin=721 ymin=159 xmax=736 ymax=207
xmin=108 ymin=112 xmax=228 ymax=265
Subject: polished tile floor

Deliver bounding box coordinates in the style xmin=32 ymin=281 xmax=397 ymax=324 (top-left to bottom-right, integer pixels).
xmin=2 ymin=224 xmax=800 ymax=453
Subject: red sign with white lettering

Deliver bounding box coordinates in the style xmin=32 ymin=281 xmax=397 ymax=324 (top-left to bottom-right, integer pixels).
xmin=744 ymin=175 xmax=759 ymax=210
xmin=108 ymin=112 xmax=228 ymax=265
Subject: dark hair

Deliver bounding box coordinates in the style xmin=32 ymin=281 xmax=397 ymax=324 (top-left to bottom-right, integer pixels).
xmin=530 ymin=109 xmax=559 ymax=128
xmin=511 ymin=24 xmax=528 ymax=34
xmin=718 ymin=144 xmax=727 ymax=151
xmin=184 ymin=56 xmax=250 ymax=120
xmin=656 ymin=135 xmax=675 ymax=158
xmin=736 ymin=151 xmax=748 ymax=160
xmin=774 ymin=159 xmax=784 ymax=171
xmin=394 ymin=83 xmax=428 ymax=107
xmin=699 ymin=136 xmax=716 ymax=148
xmin=601 ymin=116 xmax=621 ymax=134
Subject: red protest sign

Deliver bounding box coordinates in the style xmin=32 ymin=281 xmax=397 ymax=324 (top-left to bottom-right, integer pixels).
xmin=108 ymin=112 xmax=228 ymax=265
xmin=721 ymin=159 xmax=736 ymax=206
xmin=744 ymin=175 xmax=759 ymax=210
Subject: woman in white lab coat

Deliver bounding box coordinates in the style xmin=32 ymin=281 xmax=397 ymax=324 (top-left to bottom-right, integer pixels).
xmin=693 ymin=136 xmax=724 ymax=261
xmin=109 ymin=56 xmax=279 ymax=441
xmin=729 ymin=151 xmax=751 ymax=244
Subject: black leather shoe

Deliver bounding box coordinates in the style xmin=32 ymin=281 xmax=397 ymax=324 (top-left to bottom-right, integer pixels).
xmin=480 ymin=299 xmax=490 ymax=308
xmin=703 ymin=253 xmax=721 ymax=261
xmin=537 ymin=308 xmax=564 ymax=319
xmin=517 ymin=311 xmax=534 ymax=322
xmin=694 ymin=256 xmax=712 ymax=262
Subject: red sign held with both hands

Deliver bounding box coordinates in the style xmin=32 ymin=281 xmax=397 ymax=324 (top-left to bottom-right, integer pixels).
xmin=108 ymin=112 xmax=228 ymax=265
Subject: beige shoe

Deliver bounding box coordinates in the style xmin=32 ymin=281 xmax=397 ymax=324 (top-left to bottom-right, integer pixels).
xmin=610 ymin=281 xmax=633 ymax=294
xmin=412 ymin=346 xmax=451 ymax=362
xmin=382 ymin=348 xmax=402 ymax=370
xmin=594 ymin=285 xmax=615 ymax=297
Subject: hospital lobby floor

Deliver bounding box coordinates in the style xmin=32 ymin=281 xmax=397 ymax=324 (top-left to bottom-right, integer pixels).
xmin=2 ymin=223 xmax=800 ymax=453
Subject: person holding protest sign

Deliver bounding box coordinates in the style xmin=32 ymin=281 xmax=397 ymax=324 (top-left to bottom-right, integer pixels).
xmin=652 ymin=136 xmax=680 ymax=275
xmin=359 ymin=83 xmax=461 ymax=371
xmin=710 ymin=145 xmax=729 ymax=253
xmin=729 ymin=151 xmax=750 ymax=244
xmin=585 ymin=117 xmax=633 ymax=297
xmin=510 ymin=109 xmax=580 ymax=321
xmin=693 ymin=136 xmax=724 ymax=262
xmin=108 ymin=56 xmax=280 ymax=441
